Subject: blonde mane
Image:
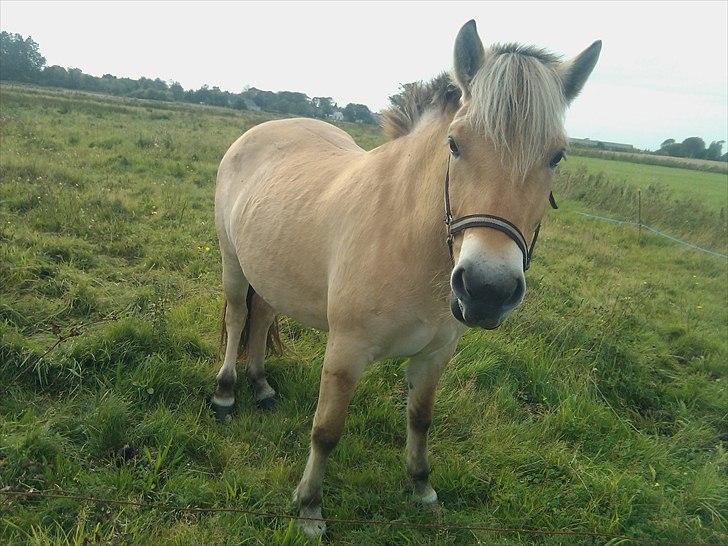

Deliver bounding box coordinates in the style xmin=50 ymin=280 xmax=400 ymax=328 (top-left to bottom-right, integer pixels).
xmin=381 ymin=43 xmax=566 ymax=180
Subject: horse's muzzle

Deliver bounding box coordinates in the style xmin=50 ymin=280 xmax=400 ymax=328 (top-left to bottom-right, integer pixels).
xmin=449 ymin=294 xmax=504 ymax=329
xmin=449 ymin=262 xmax=525 ymax=328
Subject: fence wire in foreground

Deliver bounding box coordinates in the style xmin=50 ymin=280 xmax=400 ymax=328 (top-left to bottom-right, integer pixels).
xmin=577 ymin=212 xmax=728 ymax=260
xmin=1 ymin=489 xmax=723 ymax=546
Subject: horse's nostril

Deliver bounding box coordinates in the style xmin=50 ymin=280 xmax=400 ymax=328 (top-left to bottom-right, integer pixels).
xmin=507 ymin=276 xmax=525 ymax=306
xmin=451 ymin=265 xmax=469 ymax=298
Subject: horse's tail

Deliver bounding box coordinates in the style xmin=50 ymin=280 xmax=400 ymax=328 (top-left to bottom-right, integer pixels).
xmin=219 ymin=286 xmax=284 ymax=361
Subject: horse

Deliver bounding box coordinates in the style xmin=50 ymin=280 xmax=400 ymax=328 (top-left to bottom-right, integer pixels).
xmin=211 ymin=19 xmax=601 ymax=536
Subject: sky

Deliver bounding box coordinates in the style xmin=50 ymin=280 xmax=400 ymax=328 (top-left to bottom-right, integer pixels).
xmin=2 ymin=1 xmax=726 ymax=151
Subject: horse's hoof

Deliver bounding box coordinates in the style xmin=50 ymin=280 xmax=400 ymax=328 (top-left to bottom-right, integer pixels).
xmin=296 ymin=506 xmax=326 ymax=537
xmin=210 ymin=397 xmax=235 ymax=422
xmin=256 ymin=396 xmax=276 ymax=411
xmin=413 ymin=484 xmax=439 ymax=506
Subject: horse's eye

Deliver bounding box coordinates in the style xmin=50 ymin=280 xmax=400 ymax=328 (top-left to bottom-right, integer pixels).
xmin=448 ymin=137 xmax=460 ymax=158
xmin=549 ymin=150 xmax=565 ymax=169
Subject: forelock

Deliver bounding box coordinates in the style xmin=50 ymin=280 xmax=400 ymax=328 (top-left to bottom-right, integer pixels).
xmin=467 ymin=43 xmax=567 ymax=181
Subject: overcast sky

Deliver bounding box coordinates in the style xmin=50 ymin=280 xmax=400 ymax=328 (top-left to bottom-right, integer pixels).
xmin=2 ymin=1 xmax=726 ymax=150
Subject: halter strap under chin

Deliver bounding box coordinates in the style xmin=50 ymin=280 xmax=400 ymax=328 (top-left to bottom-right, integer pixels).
xmin=443 ymin=156 xmax=557 ymax=271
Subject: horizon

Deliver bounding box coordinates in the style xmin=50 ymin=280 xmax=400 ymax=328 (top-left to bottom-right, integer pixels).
xmin=1 ymin=1 xmax=726 ymax=151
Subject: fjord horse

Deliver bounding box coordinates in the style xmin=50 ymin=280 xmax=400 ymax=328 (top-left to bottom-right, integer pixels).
xmin=212 ymin=20 xmax=600 ymax=535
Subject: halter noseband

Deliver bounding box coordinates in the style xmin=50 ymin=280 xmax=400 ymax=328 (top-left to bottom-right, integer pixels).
xmin=443 ymin=156 xmax=558 ymax=271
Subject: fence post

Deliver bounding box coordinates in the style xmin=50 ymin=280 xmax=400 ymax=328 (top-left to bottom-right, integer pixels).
xmin=637 ymin=189 xmax=642 ymax=245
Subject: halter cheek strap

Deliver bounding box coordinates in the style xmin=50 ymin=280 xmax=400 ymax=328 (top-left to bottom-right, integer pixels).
xmin=443 ymin=156 xmax=558 ymax=271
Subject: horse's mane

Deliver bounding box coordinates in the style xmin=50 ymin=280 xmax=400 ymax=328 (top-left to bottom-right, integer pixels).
xmin=381 ymin=43 xmax=566 ymax=180
xmin=380 ymin=73 xmax=461 ymax=140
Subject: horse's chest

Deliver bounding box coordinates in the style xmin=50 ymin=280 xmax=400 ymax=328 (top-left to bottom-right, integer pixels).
xmin=377 ymin=319 xmax=461 ymax=360
xmin=384 ymin=324 xmax=436 ymax=358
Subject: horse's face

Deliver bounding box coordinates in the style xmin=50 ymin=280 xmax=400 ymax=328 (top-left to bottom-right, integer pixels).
xmin=446 ymin=20 xmax=600 ymax=329
xmin=445 ymin=121 xmax=560 ymax=328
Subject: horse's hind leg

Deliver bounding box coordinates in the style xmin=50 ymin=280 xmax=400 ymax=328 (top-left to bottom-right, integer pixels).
xmin=211 ymin=250 xmax=248 ymax=421
xmin=246 ymin=292 xmax=277 ymax=409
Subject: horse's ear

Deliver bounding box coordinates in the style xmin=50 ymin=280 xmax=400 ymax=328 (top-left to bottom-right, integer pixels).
xmin=560 ymin=40 xmax=602 ymax=103
xmin=453 ymin=19 xmax=485 ymax=97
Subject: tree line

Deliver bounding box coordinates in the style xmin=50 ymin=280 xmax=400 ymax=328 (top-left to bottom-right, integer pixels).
xmin=656 ymin=137 xmax=726 ymax=162
xmin=0 ymin=31 xmax=376 ymax=124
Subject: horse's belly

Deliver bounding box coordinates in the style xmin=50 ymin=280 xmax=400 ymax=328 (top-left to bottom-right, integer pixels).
xmin=230 ymin=199 xmax=331 ymax=331
xmin=244 ymin=258 xmax=330 ymax=331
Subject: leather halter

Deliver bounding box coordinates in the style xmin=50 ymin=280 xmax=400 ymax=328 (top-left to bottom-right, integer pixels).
xmin=443 ymin=156 xmax=558 ymax=271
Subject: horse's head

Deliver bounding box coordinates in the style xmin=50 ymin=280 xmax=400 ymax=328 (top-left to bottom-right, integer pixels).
xmin=445 ymin=20 xmax=600 ymax=329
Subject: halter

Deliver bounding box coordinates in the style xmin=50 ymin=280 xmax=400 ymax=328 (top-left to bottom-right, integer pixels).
xmin=443 ymin=156 xmax=558 ymax=270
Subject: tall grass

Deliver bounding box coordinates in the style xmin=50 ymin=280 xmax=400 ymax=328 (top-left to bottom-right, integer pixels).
xmin=557 ymin=165 xmax=727 ymax=251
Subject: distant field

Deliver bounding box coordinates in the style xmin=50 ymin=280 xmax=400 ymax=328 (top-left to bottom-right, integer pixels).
xmin=564 ymin=155 xmax=728 ymax=210
xmin=569 ymin=147 xmax=728 ymax=174
xmin=1 ymin=84 xmax=726 ymax=545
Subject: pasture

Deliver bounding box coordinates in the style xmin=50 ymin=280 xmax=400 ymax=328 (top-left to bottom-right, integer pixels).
xmin=562 ymin=155 xmax=728 ymax=211
xmin=565 ymin=148 xmax=728 ymax=176
xmin=1 ymin=84 xmax=726 ymax=544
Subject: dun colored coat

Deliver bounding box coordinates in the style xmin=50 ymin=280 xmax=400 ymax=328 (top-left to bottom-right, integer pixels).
xmin=212 ymin=20 xmax=601 ymax=536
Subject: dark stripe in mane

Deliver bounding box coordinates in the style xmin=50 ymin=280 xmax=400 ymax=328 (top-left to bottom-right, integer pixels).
xmin=380 ymin=73 xmax=461 ymax=140
xmin=490 ymin=43 xmax=561 ymax=65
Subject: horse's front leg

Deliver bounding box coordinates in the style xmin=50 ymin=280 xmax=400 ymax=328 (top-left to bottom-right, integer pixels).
xmin=293 ymin=334 xmax=371 ymax=536
xmin=406 ymin=342 xmax=456 ymax=506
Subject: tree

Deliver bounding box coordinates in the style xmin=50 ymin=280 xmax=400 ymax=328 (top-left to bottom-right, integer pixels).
xmin=680 ymin=137 xmax=706 ymax=159
xmin=0 ymin=32 xmax=46 ymax=81
xmin=704 ymin=140 xmax=725 ymax=161
xmin=660 ymin=138 xmax=675 ymax=149
xmin=250 ymin=89 xmax=276 ymax=111
xmin=270 ymin=91 xmax=311 ymax=116
xmin=343 ymin=103 xmax=374 ymax=124
xmin=41 ymin=65 xmax=68 ymax=87
xmin=0 ymin=31 xmax=380 ymax=122
xmin=312 ymin=96 xmax=335 ymax=118
xmin=169 ymin=81 xmax=184 ymax=100
xmin=207 ymin=86 xmax=231 ymax=107
xmin=232 ymin=95 xmax=249 ymax=110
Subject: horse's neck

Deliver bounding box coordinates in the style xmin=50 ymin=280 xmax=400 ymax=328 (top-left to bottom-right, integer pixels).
xmin=376 ymin=113 xmax=454 ymax=277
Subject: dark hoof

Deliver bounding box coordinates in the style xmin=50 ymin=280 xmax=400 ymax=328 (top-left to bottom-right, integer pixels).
xmin=256 ymin=396 xmax=276 ymax=411
xmin=210 ymin=399 xmax=235 ymax=422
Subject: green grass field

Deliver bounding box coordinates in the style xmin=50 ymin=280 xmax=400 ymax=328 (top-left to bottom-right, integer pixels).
xmin=1 ymin=84 xmax=727 ymax=545
xmin=564 ymin=155 xmax=728 ymax=211
xmin=566 ymin=148 xmax=728 ymax=175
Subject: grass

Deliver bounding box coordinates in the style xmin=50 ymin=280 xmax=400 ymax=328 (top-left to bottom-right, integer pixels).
xmin=556 ymin=166 xmax=726 ymax=253
xmin=563 ymin=155 xmax=728 ymax=211
xmin=1 ymin=83 xmax=727 ymax=545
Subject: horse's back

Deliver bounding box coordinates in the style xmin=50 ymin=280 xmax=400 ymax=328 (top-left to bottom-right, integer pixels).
xmin=216 ymin=118 xmax=363 ymax=227
xmin=220 ymin=118 xmax=362 ymax=174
